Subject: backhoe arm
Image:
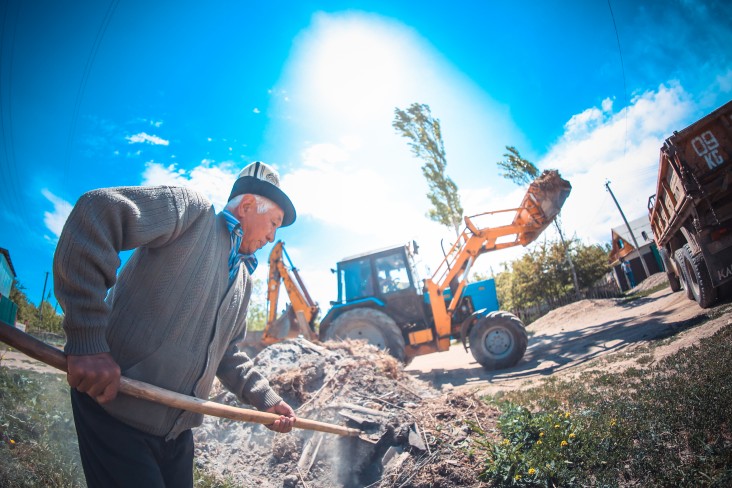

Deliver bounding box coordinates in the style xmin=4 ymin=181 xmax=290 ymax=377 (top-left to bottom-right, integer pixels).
xmin=263 ymin=241 xmax=319 ymax=344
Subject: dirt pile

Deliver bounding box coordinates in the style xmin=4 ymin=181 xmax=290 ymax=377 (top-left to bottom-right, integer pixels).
xmin=195 ymin=338 xmax=499 ymax=487
xmin=627 ymin=272 xmax=669 ymax=294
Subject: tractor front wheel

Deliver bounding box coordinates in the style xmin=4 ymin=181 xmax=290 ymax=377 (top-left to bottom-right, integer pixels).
xmin=469 ymin=311 xmax=527 ymax=370
xmin=320 ymin=308 xmax=406 ymax=362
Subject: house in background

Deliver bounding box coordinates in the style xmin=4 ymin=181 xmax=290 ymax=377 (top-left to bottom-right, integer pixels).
xmin=0 ymin=247 xmax=18 ymax=325
xmin=608 ymin=216 xmax=664 ymax=291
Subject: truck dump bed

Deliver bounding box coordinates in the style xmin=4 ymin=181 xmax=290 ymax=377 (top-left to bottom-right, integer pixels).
xmin=649 ymin=100 xmax=732 ymax=246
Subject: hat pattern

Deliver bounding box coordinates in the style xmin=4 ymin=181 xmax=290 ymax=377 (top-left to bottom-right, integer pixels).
xmin=229 ymin=161 xmax=296 ymax=227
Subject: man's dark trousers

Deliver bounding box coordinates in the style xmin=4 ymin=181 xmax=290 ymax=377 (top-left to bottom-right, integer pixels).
xmin=70 ymin=388 xmax=194 ymax=488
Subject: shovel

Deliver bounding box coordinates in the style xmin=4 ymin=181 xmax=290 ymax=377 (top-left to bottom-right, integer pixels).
xmin=0 ymin=320 xmax=362 ymax=438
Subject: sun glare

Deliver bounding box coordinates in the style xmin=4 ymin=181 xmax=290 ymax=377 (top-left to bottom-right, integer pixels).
xmin=301 ymin=15 xmax=413 ymax=119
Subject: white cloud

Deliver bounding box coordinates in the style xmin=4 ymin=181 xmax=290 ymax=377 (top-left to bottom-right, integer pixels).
xmin=270 ymin=12 xmax=523 ymax=240
xmin=253 ymin=107 xmax=261 ymax=114
xmin=715 ymin=68 xmax=732 ymax=93
xmin=258 ymin=11 xmax=529 ymax=306
xmin=41 ymin=189 xmax=73 ymax=239
xmin=141 ymin=161 xmax=249 ymax=211
xmin=126 ymin=132 xmax=169 ymax=146
xmin=538 ymin=82 xmax=697 ymax=245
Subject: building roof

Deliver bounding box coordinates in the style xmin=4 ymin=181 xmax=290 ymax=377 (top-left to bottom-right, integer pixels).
xmin=611 ymin=216 xmax=655 ymax=249
xmin=0 ymin=247 xmax=16 ymax=277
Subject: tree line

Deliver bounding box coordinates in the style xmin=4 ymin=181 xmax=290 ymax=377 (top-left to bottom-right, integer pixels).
xmin=8 ymin=281 xmax=64 ymax=334
xmin=492 ymin=238 xmax=612 ymax=313
xmin=393 ymin=102 xmax=615 ymax=316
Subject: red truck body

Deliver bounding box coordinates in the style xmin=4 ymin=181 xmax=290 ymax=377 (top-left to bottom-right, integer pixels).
xmin=648 ymin=100 xmax=732 ymax=307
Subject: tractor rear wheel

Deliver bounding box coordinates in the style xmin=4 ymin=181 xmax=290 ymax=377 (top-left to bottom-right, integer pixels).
xmin=678 ymin=244 xmax=717 ymax=308
xmin=321 ymin=308 xmax=406 ymax=362
xmin=469 ymin=311 xmax=527 ymax=370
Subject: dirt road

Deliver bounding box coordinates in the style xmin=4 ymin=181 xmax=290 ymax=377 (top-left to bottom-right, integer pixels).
xmin=405 ymin=282 xmax=731 ymax=395
xmin=3 ymin=279 xmax=730 ymax=397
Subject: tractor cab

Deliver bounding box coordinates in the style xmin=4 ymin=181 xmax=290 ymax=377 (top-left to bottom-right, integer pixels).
xmin=335 ymin=243 xmax=422 ymax=304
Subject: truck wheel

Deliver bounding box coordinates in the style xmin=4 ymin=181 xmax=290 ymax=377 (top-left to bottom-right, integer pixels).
xmin=674 ymin=248 xmax=694 ymax=300
xmin=659 ymin=247 xmax=681 ymax=292
xmin=469 ymin=311 xmax=527 ymax=370
xmin=321 ymin=308 xmax=406 ymax=362
xmin=666 ymin=271 xmax=682 ymax=292
xmin=678 ymin=244 xmax=717 ymax=308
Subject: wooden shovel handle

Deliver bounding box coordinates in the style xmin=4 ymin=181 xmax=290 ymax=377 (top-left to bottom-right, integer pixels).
xmin=0 ymin=321 xmax=360 ymax=437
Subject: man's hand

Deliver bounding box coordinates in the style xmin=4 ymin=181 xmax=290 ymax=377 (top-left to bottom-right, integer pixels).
xmin=66 ymin=352 xmax=121 ymax=404
xmin=265 ymin=401 xmax=296 ymax=433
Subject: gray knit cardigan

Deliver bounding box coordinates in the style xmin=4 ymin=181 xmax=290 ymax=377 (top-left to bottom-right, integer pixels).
xmin=53 ymin=185 xmax=283 ymax=439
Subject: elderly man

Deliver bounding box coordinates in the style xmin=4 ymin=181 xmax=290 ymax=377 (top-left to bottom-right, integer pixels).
xmin=54 ymin=161 xmax=297 ymax=488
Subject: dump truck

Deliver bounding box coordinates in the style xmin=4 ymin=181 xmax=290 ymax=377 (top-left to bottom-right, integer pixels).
xmin=318 ymin=170 xmax=572 ymax=370
xmin=648 ymin=100 xmax=732 ymax=308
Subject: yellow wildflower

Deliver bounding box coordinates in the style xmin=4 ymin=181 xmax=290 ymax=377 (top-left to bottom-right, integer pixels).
xmin=554 ymin=424 xmax=560 ymax=429
xmin=565 ymin=411 xmax=570 ymax=418
xmin=528 ymin=468 xmax=536 ymax=475
xmin=502 ymin=439 xmax=510 ymax=445
xmin=561 ymin=440 xmax=568 ymax=447
xmin=539 ymin=432 xmax=545 ymax=437
xmin=569 ymin=433 xmax=576 ymax=439
xmin=515 ymin=474 xmax=522 ymax=481
xmin=536 ymin=440 xmax=542 ymax=445
xmin=10 ymin=439 xmax=15 ymax=444
xmin=610 ymin=419 xmax=617 ymax=427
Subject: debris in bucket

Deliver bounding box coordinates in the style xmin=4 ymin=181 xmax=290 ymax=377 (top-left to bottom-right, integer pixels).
xmin=194 ymin=338 xmax=501 ymax=487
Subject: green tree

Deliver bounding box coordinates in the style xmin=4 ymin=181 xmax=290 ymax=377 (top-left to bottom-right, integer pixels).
xmin=393 ymin=103 xmax=463 ymax=237
xmin=497 ymin=145 xmax=539 ymax=185
xmin=8 ymin=280 xmax=63 ymax=333
xmin=496 ymin=146 xmax=580 ymax=298
xmin=246 ymin=276 xmax=267 ymax=331
xmin=9 ymin=281 xmax=36 ymax=325
xmin=496 ymin=239 xmax=611 ymax=312
xmin=573 ymin=242 xmax=612 ymax=287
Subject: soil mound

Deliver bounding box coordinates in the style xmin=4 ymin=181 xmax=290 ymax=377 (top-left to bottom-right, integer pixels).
xmin=195 ymin=338 xmax=498 ymax=487
xmin=528 ymin=298 xmax=620 ymax=332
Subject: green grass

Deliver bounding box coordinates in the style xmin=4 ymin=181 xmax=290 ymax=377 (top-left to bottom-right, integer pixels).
xmin=478 ymin=322 xmax=732 ymax=487
xmin=3 ymin=317 xmax=732 ymax=487
xmin=0 ymin=361 xmax=241 ymax=488
xmin=0 ymin=368 xmax=84 ymax=487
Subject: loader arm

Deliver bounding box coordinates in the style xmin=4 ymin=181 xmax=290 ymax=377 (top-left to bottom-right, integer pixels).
xmin=426 ymin=170 xmax=572 ymax=344
xmin=262 ymin=241 xmax=319 ymax=344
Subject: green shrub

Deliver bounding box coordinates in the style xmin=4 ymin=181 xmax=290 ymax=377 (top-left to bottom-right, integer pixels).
xmin=478 ymin=403 xmax=621 ymax=486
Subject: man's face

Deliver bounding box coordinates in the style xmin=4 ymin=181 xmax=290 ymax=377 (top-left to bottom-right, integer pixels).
xmin=236 ymin=195 xmax=284 ymax=254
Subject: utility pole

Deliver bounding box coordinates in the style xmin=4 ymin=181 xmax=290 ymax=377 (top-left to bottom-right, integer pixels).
xmin=605 ymin=181 xmax=651 ymax=280
xmin=39 ymin=271 xmax=49 ymax=323
xmin=554 ymin=216 xmax=581 ymax=300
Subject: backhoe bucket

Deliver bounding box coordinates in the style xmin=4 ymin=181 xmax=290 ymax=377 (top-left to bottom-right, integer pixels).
xmin=265 ymin=305 xmax=295 ymax=342
xmin=262 ymin=304 xmax=318 ymax=345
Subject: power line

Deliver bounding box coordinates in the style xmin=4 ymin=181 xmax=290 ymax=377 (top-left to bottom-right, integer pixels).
xmin=62 ymin=0 xmax=120 ymax=187
xmin=607 ymin=0 xmax=629 ymax=157
xmin=0 ymin=0 xmax=33 ymax=224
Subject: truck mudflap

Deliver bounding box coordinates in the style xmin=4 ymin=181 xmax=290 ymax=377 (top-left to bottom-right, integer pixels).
xmin=701 ymin=233 xmax=732 ymax=287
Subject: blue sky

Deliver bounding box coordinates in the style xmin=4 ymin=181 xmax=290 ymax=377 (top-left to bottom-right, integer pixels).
xmin=1 ymin=0 xmax=731 ymax=314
